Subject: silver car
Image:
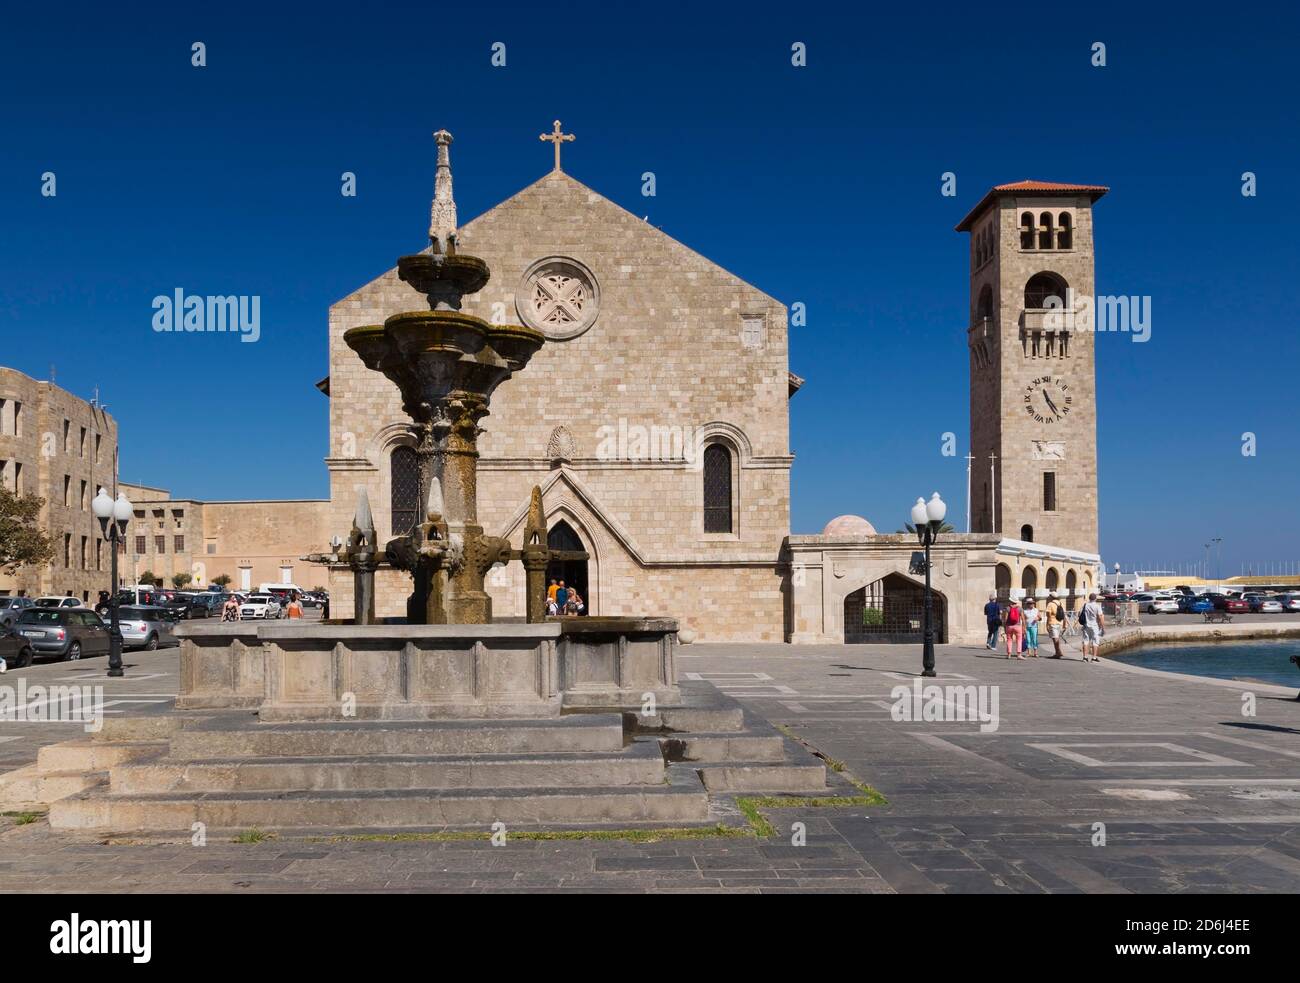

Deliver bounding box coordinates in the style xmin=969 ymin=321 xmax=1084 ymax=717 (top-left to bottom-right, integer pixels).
xmin=116 ymin=605 xmax=174 ymax=650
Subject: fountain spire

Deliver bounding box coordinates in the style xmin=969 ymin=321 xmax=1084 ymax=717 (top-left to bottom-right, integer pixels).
xmin=428 ymin=129 xmax=458 ymax=259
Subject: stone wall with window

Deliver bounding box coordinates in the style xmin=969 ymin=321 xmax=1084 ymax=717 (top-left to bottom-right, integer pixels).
xmin=324 ymin=169 xmax=792 ymax=641
xmin=0 ymin=366 xmax=118 ymax=600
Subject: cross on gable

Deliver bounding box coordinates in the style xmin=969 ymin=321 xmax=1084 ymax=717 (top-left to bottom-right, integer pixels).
xmin=539 ymin=120 xmax=575 ymax=171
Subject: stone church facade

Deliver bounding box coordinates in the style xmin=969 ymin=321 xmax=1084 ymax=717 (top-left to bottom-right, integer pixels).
xmin=324 ymin=165 xmax=793 ymax=641
xmin=319 ymin=139 xmax=1103 ymax=645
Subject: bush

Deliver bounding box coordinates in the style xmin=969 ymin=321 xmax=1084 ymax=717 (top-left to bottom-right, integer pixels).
xmin=862 ymin=607 xmax=884 ymax=627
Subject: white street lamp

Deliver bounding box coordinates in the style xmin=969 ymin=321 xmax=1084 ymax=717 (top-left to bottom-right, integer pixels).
xmin=92 ymin=486 xmax=133 ymax=677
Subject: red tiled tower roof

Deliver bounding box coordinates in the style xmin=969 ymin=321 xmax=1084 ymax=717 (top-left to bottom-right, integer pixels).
xmin=956 ymin=180 xmax=1109 ymax=231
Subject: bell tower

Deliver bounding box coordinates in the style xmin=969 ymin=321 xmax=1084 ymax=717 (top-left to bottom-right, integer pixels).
xmin=958 ymin=180 xmax=1107 ymax=554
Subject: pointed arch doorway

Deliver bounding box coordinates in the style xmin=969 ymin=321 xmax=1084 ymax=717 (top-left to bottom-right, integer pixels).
xmin=546 ymin=520 xmax=589 ymax=614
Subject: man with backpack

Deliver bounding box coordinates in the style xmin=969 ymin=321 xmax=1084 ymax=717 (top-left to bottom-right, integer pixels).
xmin=1080 ymin=592 xmax=1105 ymax=663
xmin=1044 ymin=592 xmax=1066 ymax=659
xmin=983 ymin=593 xmax=1001 ymax=650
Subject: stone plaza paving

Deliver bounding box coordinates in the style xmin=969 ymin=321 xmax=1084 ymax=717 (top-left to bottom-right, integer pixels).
xmin=2 ymin=629 xmax=1299 ymax=893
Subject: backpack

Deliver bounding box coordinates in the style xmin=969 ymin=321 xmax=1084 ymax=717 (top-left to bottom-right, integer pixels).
xmin=1078 ymin=606 xmax=1088 ymax=626
xmin=1007 ymin=605 xmax=1021 ymax=625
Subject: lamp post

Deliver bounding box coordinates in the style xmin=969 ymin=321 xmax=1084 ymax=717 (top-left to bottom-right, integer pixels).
xmin=911 ymin=492 xmax=947 ymax=678
xmin=92 ymin=487 xmax=133 ymax=677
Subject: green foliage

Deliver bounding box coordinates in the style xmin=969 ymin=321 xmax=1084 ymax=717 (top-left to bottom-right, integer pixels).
xmin=0 ymin=486 xmax=55 ymax=574
xmin=897 ymin=521 xmax=956 ymax=534
xmin=212 ymin=574 xmax=232 ymax=588
xmin=171 ymin=572 xmax=193 ymax=589
xmin=138 ymin=571 xmax=161 ymax=587
xmin=862 ymin=607 xmax=884 ymax=627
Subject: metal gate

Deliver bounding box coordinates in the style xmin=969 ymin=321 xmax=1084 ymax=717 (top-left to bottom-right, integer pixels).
xmin=845 ymin=574 xmax=946 ymax=644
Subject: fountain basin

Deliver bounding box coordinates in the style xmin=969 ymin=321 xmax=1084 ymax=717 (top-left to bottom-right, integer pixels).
xmin=174 ymin=618 xmax=680 ymax=720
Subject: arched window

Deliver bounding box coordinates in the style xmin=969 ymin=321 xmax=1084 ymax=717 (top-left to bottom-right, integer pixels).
xmin=1020 ymin=212 xmax=1035 ymax=249
xmin=1045 ymin=567 xmax=1060 ymax=591
xmin=995 ymin=562 xmax=1012 ymax=601
xmin=1022 ymin=565 xmax=1038 ymax=595
xmin=1024 ymin=272 xmax=1067 ymax=310
xmin=1057 ymin=212 xmax=1072 ymax=249
xmin=977 ymin=284 xmax=993 ymax=321
xmin=703 ymin=443 xmax=733 ymax=533
xmin=1065 ymin=569 xmax=1078 ymax=610
xmin=1020 ymin=523 xmax=1034 ymax=542
xmin=1038 ymin=212 xmax=1054 ymax=249
xmin=390 ymin=446 xmax=420 ymax=535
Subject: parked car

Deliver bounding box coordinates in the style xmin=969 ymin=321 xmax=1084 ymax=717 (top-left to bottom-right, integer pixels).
xmin=116 ymin=588 xmax=167 ymax=607
xmin=1183 ymin=596 xmax=1215 ymax=614
xmin=34 ymin=596 xmax=82 ymax=609
xmin=0 ymin=596 xmax=35 ymax=628
xmin=13 ymin=608 xmax=111 ymax=661
xmin=1129 ymin=593 xmax=1178 ymax=614
xmin=1279 ymin=594 xmax=1300 ymax=613
xmin=0 ymin=624 xmax=36 ymax=668
xmin=188 ymin=593 xmax=226 ymax=617
xmin=1204 ymin=594 xmax=1229 ymax=611
xmin=165 ymin=592 xmax=211 ymax=620
xmin=1256 ymin=599 xmax=1284 ymax=614
xmin=116 ymin=606 xmax=175 ymax=650
xmin=239 ymin=594 xmax=283 ymax=620
xmin=1223 ymin=597 xmax=1250 ymax=614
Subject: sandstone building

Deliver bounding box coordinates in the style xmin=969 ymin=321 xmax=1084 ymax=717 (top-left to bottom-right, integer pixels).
xmin=317 ymin=130 xmax=1103 ymax=644
xmin=116 ymin=483 xmax=329 ymax=592
xmin=0 ymin=367 xmax=118 ymax=601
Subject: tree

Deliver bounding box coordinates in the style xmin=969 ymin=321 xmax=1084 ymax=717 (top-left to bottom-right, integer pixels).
xmin=212 ymin=574 xmax=232 ymax=589
xmin=0 ymin=486 xmax=55 ymax=574
xmin=172 ymin=572 xmax=193 ymax=589
xmin=897 ymin=521 xmax=957 ymax=535
xmin=139 ymin=570 xmax=161 ymax=587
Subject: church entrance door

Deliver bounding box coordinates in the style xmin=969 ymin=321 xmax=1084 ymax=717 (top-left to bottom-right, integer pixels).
xmin=546 ymin=521 xmax=589 ymax=615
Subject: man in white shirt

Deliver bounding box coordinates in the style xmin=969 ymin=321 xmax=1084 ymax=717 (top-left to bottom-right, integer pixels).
xmin=1081 ymin=592 xmax=1105 ymax=663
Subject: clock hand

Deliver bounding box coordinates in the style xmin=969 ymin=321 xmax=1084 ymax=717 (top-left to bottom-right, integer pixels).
xmin=1044 ymin=392 xmax=1060 ymax=416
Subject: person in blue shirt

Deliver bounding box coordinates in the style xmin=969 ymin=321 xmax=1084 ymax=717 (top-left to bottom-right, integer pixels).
xmin=983 ymin=593 xmax=1002 ymax=650
xmin=555 ymin=581 xmax=569 ymax=614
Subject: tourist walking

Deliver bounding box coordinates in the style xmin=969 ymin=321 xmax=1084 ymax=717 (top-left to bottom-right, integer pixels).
xmin=1003 ymin=599 xmax=1025 ymax=659
xmin=1044 ymin=592 xmax=1066 ymax=658
xmin=983 ymin=593 xmax=1001 ymax=650
xmin=1023 ymin=598 xmax=1040 ymax=657
xmin=285 ymin=592 xmax=304 ymax=620
xmin=221 ymin=595 xmax=240 ymax=622
xmin=1080 ymin=591 xmax=1105 ymax=662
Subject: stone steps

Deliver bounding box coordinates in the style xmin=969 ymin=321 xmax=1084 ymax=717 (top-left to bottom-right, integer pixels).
xmin=37 ymin=739 xmax=169 ymax=772
xmin=168 ymin=714 xmax=626 ymax=760
xmin=109 ymin=741 xmax=666 ymax=793
xmin=662 ymin=733 xmax=786 ymax=763
xmin=51 ymin=781 xmax=710 ymax=831
xmin=0 ymin=763 xmax=107 ymax=809
xmin=697 ymin=762 xmax=829 ymax=793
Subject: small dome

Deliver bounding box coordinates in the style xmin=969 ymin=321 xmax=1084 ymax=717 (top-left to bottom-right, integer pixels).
xmin=822 ymin=514 xmax=877 ymax=536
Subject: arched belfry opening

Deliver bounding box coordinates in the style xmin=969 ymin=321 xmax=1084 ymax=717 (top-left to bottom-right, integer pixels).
xmin=546 ymin=520 xmax=589 ymax=613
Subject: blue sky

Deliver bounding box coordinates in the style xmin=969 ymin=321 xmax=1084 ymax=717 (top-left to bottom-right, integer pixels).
xmin=2 ymin=1 xmax=1297 ymax=575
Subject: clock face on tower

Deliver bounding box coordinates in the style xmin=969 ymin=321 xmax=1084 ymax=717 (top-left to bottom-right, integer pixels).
xmin=1023 ymin=375 xmax=1072 ymax=424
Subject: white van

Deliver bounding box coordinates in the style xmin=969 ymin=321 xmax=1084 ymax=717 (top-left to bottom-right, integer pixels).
xmin=259 ymin=583 xmax=304 ymax=602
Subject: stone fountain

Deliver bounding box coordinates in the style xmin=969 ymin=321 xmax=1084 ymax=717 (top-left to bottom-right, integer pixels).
xmin=343 ymin=129 xmax=545 ymax=626
xmin=29 ymin=131 xmax=830 ymax=835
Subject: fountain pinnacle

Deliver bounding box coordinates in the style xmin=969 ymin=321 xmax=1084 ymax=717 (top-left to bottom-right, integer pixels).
xmin=343 ymin=130 xmax=545 ymax=624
